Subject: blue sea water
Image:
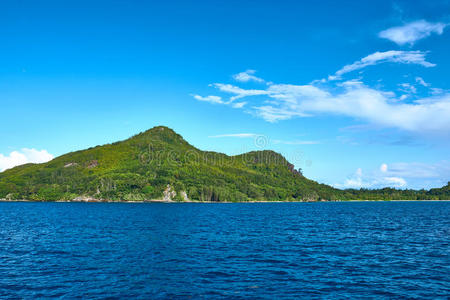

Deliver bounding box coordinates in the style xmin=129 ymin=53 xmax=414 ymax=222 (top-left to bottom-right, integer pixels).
xmin=0 ymin=202 xmax=449 ymax=299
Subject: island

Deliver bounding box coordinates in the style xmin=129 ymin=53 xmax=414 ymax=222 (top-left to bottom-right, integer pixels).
xmin=0 ymin=126 xmax=448 ymax=202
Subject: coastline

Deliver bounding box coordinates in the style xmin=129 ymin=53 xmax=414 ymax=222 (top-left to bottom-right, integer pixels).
xmin=0 ymin=199 xmax=448 ymax=203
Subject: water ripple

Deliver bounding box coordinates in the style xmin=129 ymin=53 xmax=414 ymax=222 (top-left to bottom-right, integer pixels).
xmin=0 ymin=201 xmax=449 ymax=298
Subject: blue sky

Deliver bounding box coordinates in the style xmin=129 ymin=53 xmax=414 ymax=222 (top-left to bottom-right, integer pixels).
xmin=1 ymin=0 xmax=449 ymax=189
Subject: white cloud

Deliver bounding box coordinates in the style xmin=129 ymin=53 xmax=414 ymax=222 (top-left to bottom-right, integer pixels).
xmin=430 ymin=88 xmax=445 ymax=95
xmin=253 ymin=105 xmax=309 ymax=122
xmin=232 ymin=102 xmax=247 ymax=108
xmin=268 ymin=84 xmax=330 ymax=99
xmin=0 ymin=148 xmax=54 ymax=172
xmin=192 ymin=94 xmax=224 ymax=104
xmin=194 ymin=55 xmax=449 ymax=134
xmin=300 ymin=85 xmax=450 ymax=133
xmin=335 ymin=161 xmax=450 ymax=189
xmin=332 ymin=50 xmax=435 ymax=79
xmin=211 ymin=83 xmax=268 ymax=101
xmin=210 ymin=79 xmax=450 ymax=134
xmin=384 ymin=176 xmax=407 ymax=187
xmin=386 ymin=161 xmax=450 ymax=179
xmin=233 ymin=70 xmax=265 ymax=83
xmin=379 ymin=20 xmax=448 ymax=45
xmin=334 ymin=166 xmax=407 ymax=189
xmin=398 ymin=83 xmax=417 ymax=94
xmin=415 ymin=76 xmax=429 ymax=87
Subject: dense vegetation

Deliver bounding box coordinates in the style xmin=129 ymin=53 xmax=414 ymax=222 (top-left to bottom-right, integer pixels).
xmin=0 ymin=126 xmax=448 ymax=202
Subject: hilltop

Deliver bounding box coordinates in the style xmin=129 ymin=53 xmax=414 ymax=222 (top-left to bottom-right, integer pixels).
xmin=0 ymin=126 xmax=448 ymax=201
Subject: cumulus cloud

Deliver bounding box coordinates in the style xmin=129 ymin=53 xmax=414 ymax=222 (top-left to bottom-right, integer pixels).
xmin=233 ymin=70 xmax=265 ymax=83
xmin=335 ymin=161 xmax=450 ymax=189
xmin=334 ymin=166 xmax=407 ymax=189
xmin=379 ymin=20 xmax=448 ymax=45
xmin=192 ymin=94 xmax=224 ymax=104
xmin=0 ymin=148 xmax=54 ymax=172
xmin=331 ymin=50 xmax=435 ymax=79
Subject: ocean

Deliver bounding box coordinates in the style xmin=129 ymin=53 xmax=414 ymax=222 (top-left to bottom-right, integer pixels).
xmin=0 ymin=201 xmax=449 ymax=298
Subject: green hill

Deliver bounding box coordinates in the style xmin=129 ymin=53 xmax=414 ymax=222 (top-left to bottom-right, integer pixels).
xmin=0 ymin=126 xmax=448 ymax=201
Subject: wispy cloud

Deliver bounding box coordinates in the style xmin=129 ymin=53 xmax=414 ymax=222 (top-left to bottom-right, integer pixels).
xmin=0 ymin=148 xmax=54 ymax=172
xmin=415 ymin=76 xmax=429 ymax=87
xmin=232 ymin=70 xmax=265 ymax=83
xmin=330 ymin=50 xmax=435 ymax=80
xmin=191 ymin=93 xmax=249 ymax=109
xmin=211 ymin=83 xmax=268 ymax=101
xmin=431 ymin=87 xmax=445 ymax=95
xmin=398 ymin=82 xmax=417 ymax=94
xmin=232 ymin=102 xmax=247 ymax=108
xmin=254 ymin=105 xmax=311 ymax=122
xmin=379 ymin=20 xmax=448 ymax=45
xmin=385 ymin=161 xmax=450 ymax=180
xmin=197 ymin=70 xmax=450 ymax=134
xmin=192 ymin=94 xmax=224 ymax=104
xmin=193 ymin=43 xmax=450 ymax=135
